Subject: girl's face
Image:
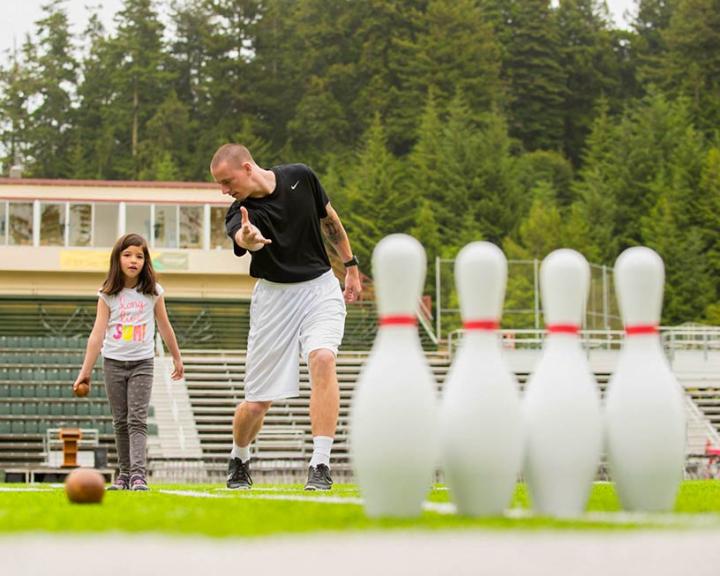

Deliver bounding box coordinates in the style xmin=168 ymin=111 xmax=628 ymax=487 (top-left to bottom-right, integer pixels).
xmin=120 ymin=245 xmax=146 ymax=284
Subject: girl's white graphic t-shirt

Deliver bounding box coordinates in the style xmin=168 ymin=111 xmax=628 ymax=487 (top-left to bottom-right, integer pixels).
xmin=98 ymin=284 xmax=164 ymax=361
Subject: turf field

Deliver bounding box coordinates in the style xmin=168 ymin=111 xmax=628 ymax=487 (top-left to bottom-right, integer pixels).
xmin=2 ymin=480 xmax=720 ymax=536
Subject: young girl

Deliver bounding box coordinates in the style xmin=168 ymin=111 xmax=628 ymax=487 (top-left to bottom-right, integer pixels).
xmin=73 ymin=233 xmax=184 ymax=491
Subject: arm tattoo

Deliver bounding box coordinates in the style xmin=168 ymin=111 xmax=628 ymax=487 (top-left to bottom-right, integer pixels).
xmin=322 ymin=218 xmax=342 ymax=245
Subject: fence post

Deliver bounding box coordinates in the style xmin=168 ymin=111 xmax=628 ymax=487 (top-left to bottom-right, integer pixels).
xmin=435 ymin=256 xmax=442 ymax=342
xmin=602 ymin=264 xmax=610 ymax=330
xmin=533 ymin=258 xmax=540 ymax=329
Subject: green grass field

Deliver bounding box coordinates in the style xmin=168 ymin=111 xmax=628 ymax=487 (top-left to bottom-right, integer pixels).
xmin=2 ymin=481 xmax=720 ymax=537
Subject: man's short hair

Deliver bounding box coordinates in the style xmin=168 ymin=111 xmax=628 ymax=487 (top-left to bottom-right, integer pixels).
xmin=211 ymin=144 xmax=254 ymax=170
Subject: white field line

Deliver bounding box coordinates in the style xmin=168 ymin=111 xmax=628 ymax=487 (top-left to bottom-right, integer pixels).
xmin=160 ymin=489 xmax=458 ymax=513
xmin=159 ymin=489 xmax=364 ymax=506
xmin=4 ymin=485 xmax=720 ymax=528
xmin=157 ymin=489 xmax=226 ymax=499
xmin=0 ymin=486 xmax=57 ymax=492
xmin=156 ymin=489 xmax=720 ymax=527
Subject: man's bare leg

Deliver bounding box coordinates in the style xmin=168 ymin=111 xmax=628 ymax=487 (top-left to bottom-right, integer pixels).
xmin=233 ymin=400 xmax=272 ymax=447
xmin=308 ymin=349 xmax=339 ymax=437
xmin=227 ymin=400 xmax=271 ymax=489
xmin=305 ymin=349 xmax=339 ymax=490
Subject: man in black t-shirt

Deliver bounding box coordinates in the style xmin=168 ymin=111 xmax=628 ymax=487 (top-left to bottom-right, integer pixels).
xmin=210 ymin=143 xmax=362 ymax=491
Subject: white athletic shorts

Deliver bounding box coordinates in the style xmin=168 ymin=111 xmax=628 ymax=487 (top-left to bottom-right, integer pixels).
xmin=243 ymin=270 xmax=346 ymax=402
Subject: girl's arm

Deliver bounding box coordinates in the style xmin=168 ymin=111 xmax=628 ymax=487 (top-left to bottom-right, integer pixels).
xmin=73 ymin=298 xmax=110 ymax=393
xmin=155 ymin=296 xmax=184 ymax=380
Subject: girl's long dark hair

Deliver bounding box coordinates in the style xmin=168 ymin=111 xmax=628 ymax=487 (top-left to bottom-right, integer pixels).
xmin=101 ymin=233 xmax=158 ymax=296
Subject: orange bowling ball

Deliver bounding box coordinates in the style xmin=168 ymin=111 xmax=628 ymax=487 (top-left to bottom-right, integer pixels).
xmin=65 ymin=468 xmax=105 ymax=504
xmin=74 ymin=381 xmax=90 ymax=397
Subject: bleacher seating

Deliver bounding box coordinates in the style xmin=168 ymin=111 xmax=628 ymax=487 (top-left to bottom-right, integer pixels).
xmin=685 ymin=387 xmax=720 ymax=435
xmin=0 ymin=335 xmax=160 ymax=471
xmin=183 ymin=352 xmax=452 ymax=471
xmin=0 ymin=293 xmax=431 ymax=475
xmin=182 ymin=353 xmax=617 ymax=475
xmin=0 ymin=336 xmax=115 ymax=468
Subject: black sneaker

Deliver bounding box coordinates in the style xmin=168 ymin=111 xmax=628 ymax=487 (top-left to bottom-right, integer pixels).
xmin=108 ymin=473 xmax=129 ymax=491
xmin=304 ymin=464 xmax=333 ymax=491
xmin=227 ymin=457 xmax=252 ymax=490
xmin=130 ymin=474 xmax=149 ymax=491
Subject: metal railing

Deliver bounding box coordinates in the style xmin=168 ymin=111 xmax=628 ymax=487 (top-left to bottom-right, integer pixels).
xmin=447 ymin=326 xmax=720 ymax=361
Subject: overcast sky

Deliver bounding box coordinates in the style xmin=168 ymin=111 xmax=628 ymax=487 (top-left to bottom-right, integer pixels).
xmin=0 ymin=0 xmax=638 ymax=61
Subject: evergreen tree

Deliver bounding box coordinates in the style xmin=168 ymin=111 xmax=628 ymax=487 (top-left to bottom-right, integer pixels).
xmin=642 ymin=194 xmax=714 ymax=323
xmin=248 ymin=0 xmax=304 ymax=156
xmin=556 ymin=0 xmax=621 ymax=163
xmin=287 ymin=76 xmax=351 ymax=170
xmin=632 ymin=0 xmax=674 ymax=86
xmin=615 ymin=92 xmax=695 ymax=248
xmin=697 ymin=147 xmax=720 ymax=302
xmin=501 ymin=182 xmax=567 ymax=329
xmin=660 ymin=0 xmax=720 ymax=133
xmin=105 ymin=0 xmax=173 ymax=178
xmin=572 ymin=99 xmax=623 ymax=261
xmin=338 ymin=113 xmax=411 ymax=267
xmin=468 ymin=110 xmax=524 ymax=242
xmin=511 ymin=181 xmax=564 ymax=259
xmin=351 ymin=0 xmax=428 ymax=154
xmin=72 ymin=11 xmax=115 ymax=179
xmin=502 ymin=0 xmax=567 ymax=151
xmin=410 ymin=198 xmax=442 ymax=295
xmin=0 ymin=46 xmax=33 ymax=173
xmin=167 ymin=0 xmax=217 ymax=179
xmin=516 ymin=150 xmax=575 ymax=207
xmin=137 ymin=91 xmax=192 ymax=180
xmin=25 ymin=0 xmax=78 ymax=178
xmin=397 ymin=0 xmax=503 ymax=128
xmin=407 ymin=89 xmax=452 ymax=242
xmin=232 ymin=117 xmax=273 ymax=168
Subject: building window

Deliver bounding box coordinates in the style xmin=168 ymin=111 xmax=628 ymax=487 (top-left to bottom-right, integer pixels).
xmin=94 ymin=203 xmax=118 ymax=247
xmin=126 ymin=204 xmax=151 ymax=242
xmin=154 ymin=205 xmax=178 ymax=248
xmin=179 ymin=206 xmax=202 ymax=249
xmin=40 ymin=202 xmax=66 ymax=246
xmin=8 ymin=202 xmax=33 ymax=246
xmin=210 ymin=206 xmax=231 ymax=249
xmin=68 ymin=203 xmax=92 ymax=247
xmin=0 ymin=202 xmax=6 ymax=244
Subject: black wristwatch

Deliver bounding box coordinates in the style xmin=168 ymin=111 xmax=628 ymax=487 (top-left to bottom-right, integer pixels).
xmin=343 ymin=255 xmax=359 ymax=268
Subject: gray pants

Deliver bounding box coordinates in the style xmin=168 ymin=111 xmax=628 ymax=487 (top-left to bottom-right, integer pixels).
xmin=103 ymin=357 xmax=154 ymax=477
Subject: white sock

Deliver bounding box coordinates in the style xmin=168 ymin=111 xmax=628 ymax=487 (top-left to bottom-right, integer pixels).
xmin=230 ymin=443 xmax=251 ymax=462
xmin=309 ymin=436 xmax=333 ymax=468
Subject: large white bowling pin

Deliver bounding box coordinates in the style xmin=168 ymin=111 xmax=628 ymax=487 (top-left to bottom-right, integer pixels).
xmin=604 ymin=247 xmax=686 ymax=512
xmin=439 ymin=241 xmax=523 ymax=516
xmin=523 ymin=249 xmax=603 ymax=517
xmin=350 ymin=234 xmax=438 ymax=518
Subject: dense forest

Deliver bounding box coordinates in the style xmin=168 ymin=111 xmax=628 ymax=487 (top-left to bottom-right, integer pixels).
xmin=0 ymin=0 xmax=718 ymax=325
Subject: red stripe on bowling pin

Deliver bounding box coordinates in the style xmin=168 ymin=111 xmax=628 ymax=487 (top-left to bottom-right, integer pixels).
xmin=625 ymin=324 xmax=659 ymax=335
xmin=546 ymin=324 xmax=580 ymax=335
xmin=463 ymin=320 xmax=500 ymax=331
xmin=378 ymin=315 xmax=417 ymax=327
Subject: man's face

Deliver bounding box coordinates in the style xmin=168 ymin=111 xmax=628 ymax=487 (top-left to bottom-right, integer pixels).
xmin=212 ymin=161 xmax=251 ymax=200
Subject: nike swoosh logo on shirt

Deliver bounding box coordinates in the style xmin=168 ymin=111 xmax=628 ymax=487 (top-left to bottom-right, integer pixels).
xmin=291 ymin=180 xmax=300 ymax=190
